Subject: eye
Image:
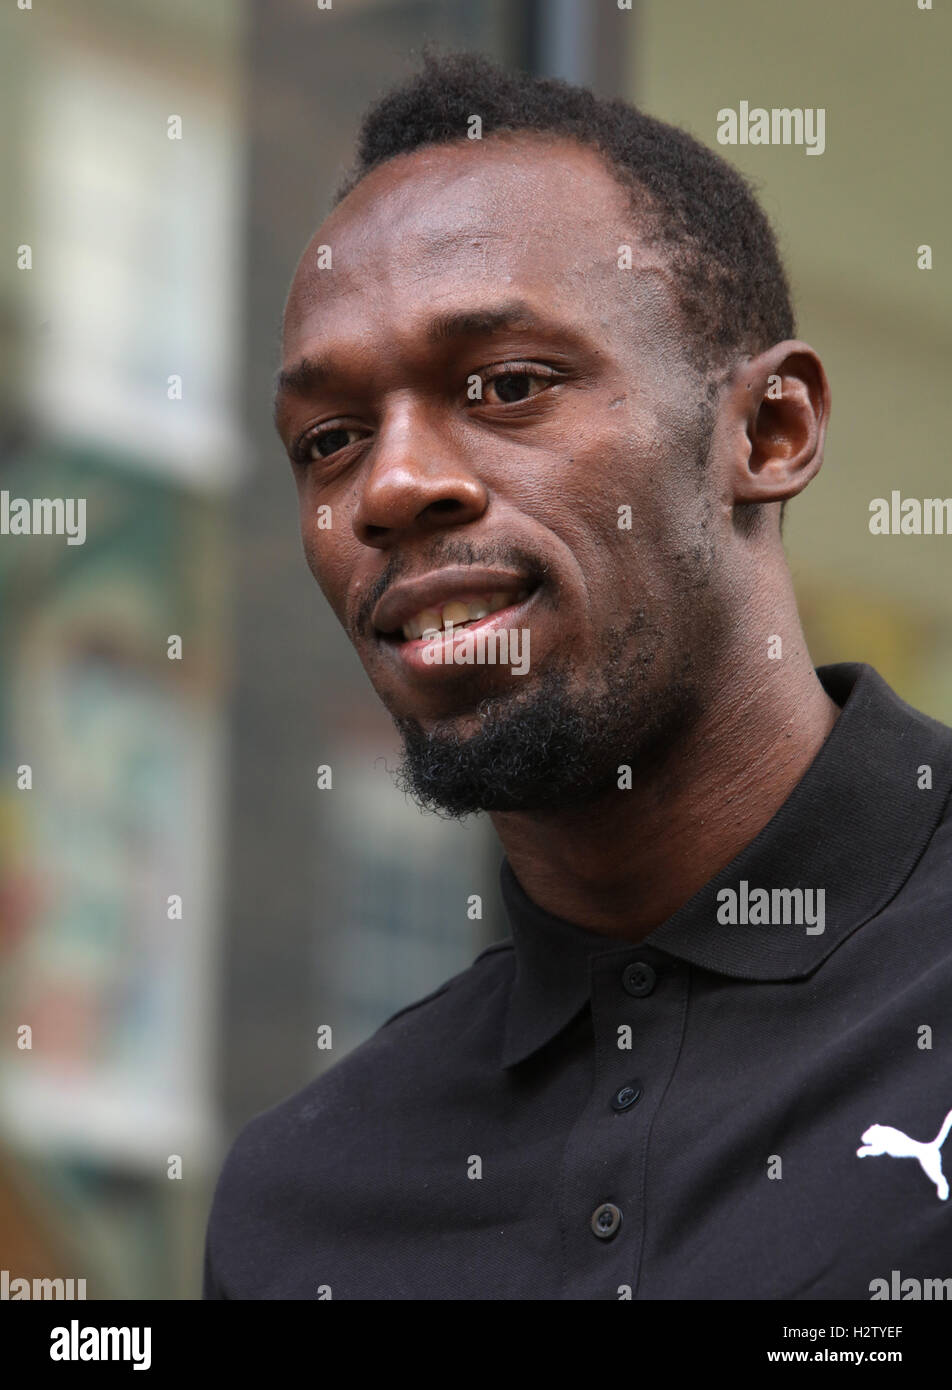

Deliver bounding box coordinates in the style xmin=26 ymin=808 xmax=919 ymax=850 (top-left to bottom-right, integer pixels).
xmin=477 ymin=364 xmax=559 ymax=405
xmin=291 ymin=424 xmax=367 ymax=465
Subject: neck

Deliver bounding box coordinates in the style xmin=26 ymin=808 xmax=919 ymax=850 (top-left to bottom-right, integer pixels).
xmin=489 ymin=627 xmax=841 ymax=942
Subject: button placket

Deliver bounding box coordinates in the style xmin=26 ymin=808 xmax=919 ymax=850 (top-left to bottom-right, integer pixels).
xmin=557 ymin=948 xmax=686 ymax=1298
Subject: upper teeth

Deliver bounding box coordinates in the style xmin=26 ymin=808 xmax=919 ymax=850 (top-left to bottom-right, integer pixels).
xmin=402 ymin=590 xmax=528 ymax=641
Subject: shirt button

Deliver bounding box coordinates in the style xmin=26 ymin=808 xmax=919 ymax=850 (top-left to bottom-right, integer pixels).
xmin=591 ymin=1202 xmax=623 ymax=1239
xmin=611 ymin=1081 xmax=643 ymax=1112
xmin=622 ymin=961 xmax=657 ymax=997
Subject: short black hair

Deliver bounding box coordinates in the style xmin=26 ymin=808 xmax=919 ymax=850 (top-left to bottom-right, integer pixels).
xmin=335 ymin=47 xmax=793 ymax=532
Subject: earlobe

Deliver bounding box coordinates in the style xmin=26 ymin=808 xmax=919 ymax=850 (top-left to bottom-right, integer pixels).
xmin=731 ymin=341 xmax=831 ymax=506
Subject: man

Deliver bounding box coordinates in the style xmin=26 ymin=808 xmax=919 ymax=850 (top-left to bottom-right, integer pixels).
xmin=203 ymin=51 xmax=952 ymax=1300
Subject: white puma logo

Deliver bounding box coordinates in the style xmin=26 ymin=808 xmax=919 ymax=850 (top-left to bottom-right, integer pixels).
xmin=857 ymin=1106 xmax=952 ymax=1201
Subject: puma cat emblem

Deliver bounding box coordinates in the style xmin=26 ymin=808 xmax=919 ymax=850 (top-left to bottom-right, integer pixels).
xmin=857 ymin=1106 xmax=952 ymax=1200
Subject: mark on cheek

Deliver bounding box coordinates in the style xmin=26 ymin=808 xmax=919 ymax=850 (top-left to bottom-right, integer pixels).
xmin=609 ymin=395 xmax=627 ymax=409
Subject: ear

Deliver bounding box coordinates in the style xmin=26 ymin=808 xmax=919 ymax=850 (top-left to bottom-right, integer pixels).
xmin=722 ymin=341 xmax=831 ymax=505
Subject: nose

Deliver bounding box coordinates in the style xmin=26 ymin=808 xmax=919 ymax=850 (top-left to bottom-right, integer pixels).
xmin=352 ymin=398 xmax=489 ymax=549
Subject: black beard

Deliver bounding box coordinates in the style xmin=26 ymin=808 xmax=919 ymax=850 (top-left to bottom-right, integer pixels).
xmin=389 ymin=611 xmax=704 ymax=818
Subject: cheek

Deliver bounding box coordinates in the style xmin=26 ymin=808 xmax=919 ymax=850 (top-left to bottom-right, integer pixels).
xmin=298 ymin=510 xmax=324 ymax=583
xmin=296 ymin=471 xmax=336 ymax=563
xmin=538 ymin=433 xmax=656 ymax=568
xmin=297 ymin=502 xmax=350 ymax=623
xmin=551 ymin=431 xmax=711 ymax=619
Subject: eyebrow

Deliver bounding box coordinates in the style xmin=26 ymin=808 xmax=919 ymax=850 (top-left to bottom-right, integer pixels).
xmin=424 ymin=299 xmax=545 ymax=343
xmin=271 ymin=299 xmax=558 ymax=422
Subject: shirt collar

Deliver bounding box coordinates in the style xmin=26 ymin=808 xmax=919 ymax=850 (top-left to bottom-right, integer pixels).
xmin=499 ymin=662 xmax=952 ymax=1068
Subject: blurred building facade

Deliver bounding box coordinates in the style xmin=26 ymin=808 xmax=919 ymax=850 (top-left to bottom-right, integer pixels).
xmin=0 ymin=0 xmax=246 ymax=1299
xmin=0 ymin=0 xmax=947 ymax=1300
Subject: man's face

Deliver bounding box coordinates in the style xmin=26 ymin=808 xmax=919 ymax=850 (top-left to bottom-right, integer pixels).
xmin=275 ymin=135 xmax=733 ymax=815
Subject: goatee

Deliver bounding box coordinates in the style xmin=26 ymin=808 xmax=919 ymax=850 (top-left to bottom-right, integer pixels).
xmin=391 ymin=614 xmax=702 ymax=818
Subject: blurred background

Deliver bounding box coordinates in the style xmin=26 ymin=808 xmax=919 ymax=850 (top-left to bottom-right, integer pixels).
xmin=0 ymin=0 xmax=948 ymax=1299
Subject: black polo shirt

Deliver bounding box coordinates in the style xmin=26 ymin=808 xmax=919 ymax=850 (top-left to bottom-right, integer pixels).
xmin=203 ymin=662 xmax=952 ymax=1300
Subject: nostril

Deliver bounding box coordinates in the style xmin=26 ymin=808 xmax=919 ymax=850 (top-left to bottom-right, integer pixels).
xmin=426 ymin=499 xmax=465 ymax=515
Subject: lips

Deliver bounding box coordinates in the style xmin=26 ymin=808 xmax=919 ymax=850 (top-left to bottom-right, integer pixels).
xmin=400 ymin=589 xmax=531 ymax=641
xmin=381 ymin=584 xmax=539 ymax=683
xmin=372 ymin=566 xmax=536 ymax=642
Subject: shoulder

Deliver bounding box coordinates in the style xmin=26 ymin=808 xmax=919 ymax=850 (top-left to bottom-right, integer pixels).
xmin=375 ymin=938 xmax=513 ymax=1031
xmin=208 ymin=939 xmax=513 ymax=1190
xmin=202 ymin=940 xmax=514 ymax=1295
xmin=915 ymin=783 xmax=952 ymax=888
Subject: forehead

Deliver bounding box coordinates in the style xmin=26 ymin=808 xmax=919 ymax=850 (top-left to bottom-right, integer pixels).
xmin=282 ymin=135 xmax=677 ymax=349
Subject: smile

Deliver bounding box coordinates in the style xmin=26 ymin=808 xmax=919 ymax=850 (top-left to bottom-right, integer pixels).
xmin=399 ymin=589 xmax=532 ymax=642
xmin=376 ymin=585 xmax=541 ymax=683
